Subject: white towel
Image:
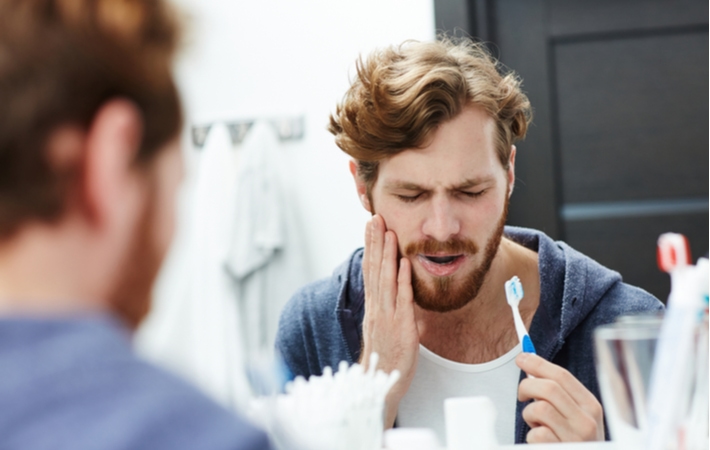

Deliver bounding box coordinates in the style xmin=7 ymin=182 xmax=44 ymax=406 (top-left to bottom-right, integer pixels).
xmin=137 ymin=123 xmax=250 ymax=410
xmin=225 ymin=121 xmax=311 ymax=359
xmin=136 ymin=121 xmax=312 ymax=412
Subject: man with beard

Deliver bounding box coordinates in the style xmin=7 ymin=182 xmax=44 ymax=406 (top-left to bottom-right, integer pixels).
xmin=275 ymin=38 xmax=663 ymax=445
xmin=0 ymin=1 xmax=270 ymax=449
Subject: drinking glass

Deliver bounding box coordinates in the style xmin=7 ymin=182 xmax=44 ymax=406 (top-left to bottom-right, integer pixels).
xmin=594 ymin=315 xmax=662 ymax=448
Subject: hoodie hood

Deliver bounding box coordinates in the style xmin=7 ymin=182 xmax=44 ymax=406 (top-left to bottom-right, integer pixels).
xmin=504 ymin=227 xmax=622 ymax=361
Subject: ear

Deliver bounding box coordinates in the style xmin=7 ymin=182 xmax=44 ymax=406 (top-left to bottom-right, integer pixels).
xmin=349 ymin=159 xmax=372 ymax=213
xmin=81 ymin=99 xmax=144 ymax=227
xmin=507 ymin=145 xmax=516 ymax=198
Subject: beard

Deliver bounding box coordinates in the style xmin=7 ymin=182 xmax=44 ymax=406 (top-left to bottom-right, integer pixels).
xmin=404 ymin=197 xmax=509 ymax=313
xmin=107 ymin=185 xmax=163 ymax=330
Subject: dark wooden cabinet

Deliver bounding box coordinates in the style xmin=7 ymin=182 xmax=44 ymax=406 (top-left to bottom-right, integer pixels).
xmin=435 ymin=0 xmax=709 ymax=300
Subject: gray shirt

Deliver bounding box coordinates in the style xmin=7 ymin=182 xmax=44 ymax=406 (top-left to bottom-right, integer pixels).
xmin=0 ymin=314 xmax=272 ymax=450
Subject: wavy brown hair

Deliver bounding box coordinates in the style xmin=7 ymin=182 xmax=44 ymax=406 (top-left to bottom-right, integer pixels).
xmin=0 ymin=0 xmax=182 ymax=239
xmin=328 ymin=37 xmax=532 ymax=192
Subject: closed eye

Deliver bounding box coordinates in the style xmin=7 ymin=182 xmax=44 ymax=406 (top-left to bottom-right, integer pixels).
xmin=460 ymin=189 xmax=486 ymax=198
xmin=396 ymin=193 xmax=422 ymax=203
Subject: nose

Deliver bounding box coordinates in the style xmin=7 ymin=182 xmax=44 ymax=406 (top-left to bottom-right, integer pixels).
xmin=421 ymin=195 xmax=461 ymax=242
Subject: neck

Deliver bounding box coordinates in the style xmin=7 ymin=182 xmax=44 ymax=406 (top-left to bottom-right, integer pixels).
xmin=0 ymin=221 xmax=109 ymax=316
xmin=414 ymin=236 xmax=540 ymax=363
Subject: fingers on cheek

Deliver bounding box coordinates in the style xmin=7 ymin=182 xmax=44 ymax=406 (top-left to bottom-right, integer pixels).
xmin=363 ymin=254 xmax=370 ymax=289
xmin=383 ymin=231 xmax=394 ymax=259
xmin=398 ymin=258 xmax=411 ymax=285
xmin=526 ymin=426 xmax=560 ymax=444
xmin=381 ymin=233 xmax=395 ymax=275
xmin=363 ymin=229 xmax=370 ymax=274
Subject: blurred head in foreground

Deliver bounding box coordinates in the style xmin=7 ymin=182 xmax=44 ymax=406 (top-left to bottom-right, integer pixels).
xmin=0 ymin=4 xmax=276 ymax=449
xmin=0 ymin=0 xmax=183 ymax=328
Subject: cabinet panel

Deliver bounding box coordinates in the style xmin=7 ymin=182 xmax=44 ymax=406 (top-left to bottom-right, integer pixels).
xmin=555 ymin=32 xmax=708 ymax=203
xmin=565 ymin=212 xmax=709 ymax=300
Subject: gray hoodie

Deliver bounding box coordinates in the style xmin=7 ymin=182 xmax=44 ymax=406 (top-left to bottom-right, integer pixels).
xmin=276 ymin=226 xmax=663 ymax=444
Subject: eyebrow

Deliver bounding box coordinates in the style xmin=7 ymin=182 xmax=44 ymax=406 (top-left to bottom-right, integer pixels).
xmin=384 ymin=176 xmax=496 ymax=191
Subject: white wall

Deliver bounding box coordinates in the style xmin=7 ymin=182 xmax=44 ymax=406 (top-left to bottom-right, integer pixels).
xmin=172 ymin=0 xmax=435 ymax=278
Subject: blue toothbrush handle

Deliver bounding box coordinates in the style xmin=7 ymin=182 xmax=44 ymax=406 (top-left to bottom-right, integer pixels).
xmin=522 ymin=335 xmax=536 ymax=354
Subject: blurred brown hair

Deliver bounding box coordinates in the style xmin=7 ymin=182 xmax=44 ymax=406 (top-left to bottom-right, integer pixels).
xmin=0 ymin=0 xmax=182 ymax=239
xmin=328 ymin=37 xmax=532 ymax=192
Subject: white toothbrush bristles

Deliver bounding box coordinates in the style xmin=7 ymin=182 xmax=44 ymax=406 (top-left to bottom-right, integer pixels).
xmin=505 ymin=276 xmax=527 ymax=344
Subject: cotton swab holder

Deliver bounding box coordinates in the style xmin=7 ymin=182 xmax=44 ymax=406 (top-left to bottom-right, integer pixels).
xmin=271 ymin=353 xmax=400 ymax=450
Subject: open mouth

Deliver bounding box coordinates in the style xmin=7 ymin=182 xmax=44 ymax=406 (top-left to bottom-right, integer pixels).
xmin=417 ymin=253 xmax=467 ymax=277
xmin=423 ymin=254 xmax=464 ymax=265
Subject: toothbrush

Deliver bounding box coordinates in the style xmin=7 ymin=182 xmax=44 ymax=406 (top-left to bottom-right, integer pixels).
xmin=645 ymin=233 xmax=699 ymax=450
xmin=505 ymin=275 xmax=536 ymax=354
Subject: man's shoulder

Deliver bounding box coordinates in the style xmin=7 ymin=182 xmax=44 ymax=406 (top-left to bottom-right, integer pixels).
xmin=73 ymin=355 xmax=269 ymax=449
xmin=506 ymin=225 xmax=660 ymax=302
xmin=283 ymin=275 xmax=342 ymax=317
xmin=101 ymin=358 xmax=271 ymax=450
xmin=552 ymin=236 xmax=663 ymax=319
xmin=0 ymin=317 xmax=271 ymax=450
xmin=591 ymin=277 xmax=663 ymax=320
xmin=276 ymin=249 xmax=364 ymax=378
xmin=280 ymin=248 xmax=364 ymax=321
xmin=505 ymin=226 xmax=663 ymax=333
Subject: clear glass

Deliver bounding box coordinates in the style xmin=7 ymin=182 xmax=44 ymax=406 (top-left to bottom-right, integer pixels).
xmin=594 ymin=315 xmax=662 ymax=448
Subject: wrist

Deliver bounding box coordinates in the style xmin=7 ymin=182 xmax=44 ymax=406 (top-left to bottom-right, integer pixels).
xmin=383 ymin=393 xmax=401 ymax=429
xmin=359 ymin=346 xmax=373 ymax=369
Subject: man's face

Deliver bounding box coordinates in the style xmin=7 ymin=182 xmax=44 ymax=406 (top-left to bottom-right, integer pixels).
xmin=366 ymin=106 xmax=513 ymax=312
xmin=108 ymin=140 xmax=183 ymax=328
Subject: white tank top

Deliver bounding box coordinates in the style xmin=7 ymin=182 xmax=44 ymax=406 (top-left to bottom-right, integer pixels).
xmin=397 ymin=343 xmax=522 ymax=446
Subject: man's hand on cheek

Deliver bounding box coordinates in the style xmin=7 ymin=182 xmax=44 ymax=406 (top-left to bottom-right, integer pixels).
xmin=361 ymin=214 xmax=419 ymax=429
xmin=516 ymin=353 xmax=605 ymax=443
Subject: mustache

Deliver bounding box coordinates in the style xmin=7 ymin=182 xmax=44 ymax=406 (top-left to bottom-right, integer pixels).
xmin=404 ymin=237 xmax=479 ymax=257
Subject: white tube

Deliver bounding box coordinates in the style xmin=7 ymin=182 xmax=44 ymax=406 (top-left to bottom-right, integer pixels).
xmin=645 ymin=264 xmax=703 ymax=450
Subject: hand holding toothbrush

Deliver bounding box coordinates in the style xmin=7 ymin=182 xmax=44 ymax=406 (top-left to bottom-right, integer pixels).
xmin=506 ymin=276 xmax=604 ymax=443
xmin=516 ymin=353 xmax=605 ymax=443
xmin=360 ymin=215 xmax=420 ymax=429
